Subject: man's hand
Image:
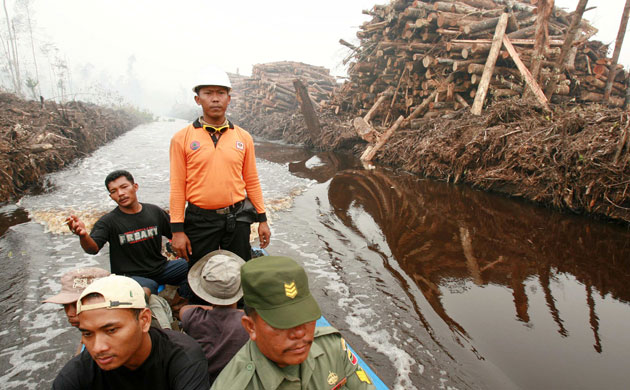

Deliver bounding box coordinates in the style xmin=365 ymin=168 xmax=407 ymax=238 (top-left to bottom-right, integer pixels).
xmin=172 ymin=231 xmax=192 ymax=261
xmin=65 ymin=215 xmax=88 ymax=237
xmin=66 ymin=215 xmax=99 ymax=254
xmin=258 ymin=221 xmax=271 ymax=249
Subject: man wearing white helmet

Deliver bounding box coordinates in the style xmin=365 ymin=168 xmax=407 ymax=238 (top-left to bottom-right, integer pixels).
xmin=169 ymin=65 xmax=271 ymax=269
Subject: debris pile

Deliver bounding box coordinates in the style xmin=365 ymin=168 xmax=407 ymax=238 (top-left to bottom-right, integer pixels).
xmin=329 ymin=0 xmax=628 ymax=128
xmin=0 ymin=93 xmax=153 ymax=202
xmin=227 ymin=1 xmax=630 ymax=224
xmin=376 ymin=100 xmax=630 ymax=223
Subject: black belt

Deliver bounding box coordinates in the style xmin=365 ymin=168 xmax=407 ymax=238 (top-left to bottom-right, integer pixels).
xmin=187 ymin=201 xmax=243 ymax=215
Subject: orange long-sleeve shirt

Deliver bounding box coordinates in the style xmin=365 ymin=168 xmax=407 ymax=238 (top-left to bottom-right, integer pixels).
xmin=169 ymin=119 xmax=266 ymax=232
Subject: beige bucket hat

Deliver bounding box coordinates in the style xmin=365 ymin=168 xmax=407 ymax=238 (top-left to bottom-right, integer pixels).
xmin=188 ymin=249 xmax=245 ymax=305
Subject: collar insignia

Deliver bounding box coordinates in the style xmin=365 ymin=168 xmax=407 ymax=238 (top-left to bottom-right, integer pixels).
xmin=284 ymin=281 xmax=297 ymax=299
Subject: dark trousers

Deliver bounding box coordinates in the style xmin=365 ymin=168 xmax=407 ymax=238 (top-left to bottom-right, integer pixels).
xmin=129 ymin=259 xmax=192 ymax=298
xmin=184 ymin=206 xmax=252 ymax=267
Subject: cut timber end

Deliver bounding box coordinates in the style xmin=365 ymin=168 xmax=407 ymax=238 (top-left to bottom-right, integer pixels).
xmin=353 ymin=117 xmax=378 ymax=143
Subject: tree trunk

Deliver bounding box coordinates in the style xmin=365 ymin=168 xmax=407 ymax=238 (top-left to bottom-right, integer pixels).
xmin=545 ymin=0 xmax=588 ymax=99
xmin=24 ymin=0 xmax=41 ymax=98
xmin=2 ymin=0 xmax=21 ymax=96
xmin=503 ymin=36 xmax=551 ymax=111
xmin=603 ymin=0 xmax=630 ymax=102
xmin=293 ymin=79 xmax=322 ymax=143
xmin=472 ymin=13 xmax=509 ymax=115
xmin=530 ymin=0 xmax=554 ymax=85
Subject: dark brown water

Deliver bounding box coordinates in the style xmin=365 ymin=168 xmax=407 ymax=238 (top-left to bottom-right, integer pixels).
xmin=1 ymin=121 xmax=630 ymax=389
xmin=260 ymin=149 xmax=630 ymax=389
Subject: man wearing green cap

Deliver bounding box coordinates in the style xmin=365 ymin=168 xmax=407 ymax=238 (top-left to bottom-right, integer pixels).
xmin=211 ymin=256 xmax=376 ymax=390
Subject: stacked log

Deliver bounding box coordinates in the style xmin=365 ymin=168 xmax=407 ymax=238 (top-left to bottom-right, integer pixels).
xmin=329 ymin=0 xmax=629 ymax=127
xmin=229 ymin=61 xmax=337 ymax=116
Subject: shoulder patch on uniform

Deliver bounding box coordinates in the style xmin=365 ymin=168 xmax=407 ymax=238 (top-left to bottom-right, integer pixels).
xmin=355 ymin=366 xmax=372 ymax=384
xmin=347 ymin=349 xmax=358 ymax=365
xmin=340 ymin=337 xmax=347 ymax=351
xmin=236 ymin=141 xmax=244 ymax=150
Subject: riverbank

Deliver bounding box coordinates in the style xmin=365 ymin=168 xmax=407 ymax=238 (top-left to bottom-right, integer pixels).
xmin=234 ymin=99 xmax=630 ymax=225
xmin=0 ymin=93 xmax=153 ymax=203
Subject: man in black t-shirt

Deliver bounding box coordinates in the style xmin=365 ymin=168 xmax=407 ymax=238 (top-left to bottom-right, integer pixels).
xmin=66 ymin=170 xmax=190 ymax=299
xmin=52 ymin=275 xmax=209 ymax=390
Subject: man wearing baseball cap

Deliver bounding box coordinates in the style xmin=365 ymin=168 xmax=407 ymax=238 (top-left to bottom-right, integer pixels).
xmin=52 ymin=275 xmax=209 ymax=390
xmin=179 ymin=249 xmax=250 ymax=385
xmin=211 ymin=256 xmax=376 ymax=389
xmin=43 ymin=267 xmax=110 ymax=328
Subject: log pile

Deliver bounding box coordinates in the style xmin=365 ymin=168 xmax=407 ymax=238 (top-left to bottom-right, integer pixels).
xmin=329 ymin=0 xmax=629 ymax=128
xmin=229 ymin=61 xmax=337 ymax=117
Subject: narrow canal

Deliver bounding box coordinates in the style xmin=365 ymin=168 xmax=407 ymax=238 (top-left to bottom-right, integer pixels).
xmin=1 ymin=119 xmax=629 ymax=389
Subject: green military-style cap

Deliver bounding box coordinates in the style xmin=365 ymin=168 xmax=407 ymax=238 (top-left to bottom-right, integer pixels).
xmin=241 ymin=256 xmax=321 ymax=329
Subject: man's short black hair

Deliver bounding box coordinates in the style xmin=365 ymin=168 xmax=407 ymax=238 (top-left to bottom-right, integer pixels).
xmin=81 ymin=292 xmax=142 ymax=320
xmin=105 ymin=170 xmax=134 ymax=189
xmin=243 ymin=304 xmax=257 ymax=317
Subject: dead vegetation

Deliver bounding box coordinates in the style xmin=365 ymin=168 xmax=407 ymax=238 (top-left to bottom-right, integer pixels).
xmin=376 ymin=100 xmax=630 ymax=222
xmin=230 ymin=0 xmax=630 ymax=225
xmin=0 ymin=93 xmax=153 ymax=202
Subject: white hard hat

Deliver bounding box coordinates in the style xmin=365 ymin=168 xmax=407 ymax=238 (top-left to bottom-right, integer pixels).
xmin=192 ymin=65 xmax=232 ymax=93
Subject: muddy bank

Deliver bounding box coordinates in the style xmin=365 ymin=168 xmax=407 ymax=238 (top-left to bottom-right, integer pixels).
xmin=233 ymin=99 xmax=630 ymax=225
xmin=0 ymin=93 xmax=153 ymax=202
xmin=375 ymin=101 xmax=630 ymax=223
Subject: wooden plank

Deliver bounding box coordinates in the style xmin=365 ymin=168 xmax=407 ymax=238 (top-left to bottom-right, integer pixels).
xmin=502 ymin=36 xmax=551 ymax=111
xmin=471 ymin=13 xmax=509 ymax=115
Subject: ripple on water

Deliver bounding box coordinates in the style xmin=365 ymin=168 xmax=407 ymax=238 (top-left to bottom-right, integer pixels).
xmin=1 ymin=121 xmax=318 ymax=389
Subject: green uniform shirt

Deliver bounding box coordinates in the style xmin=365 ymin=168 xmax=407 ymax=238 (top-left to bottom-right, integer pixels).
xmin=211 ymin=326 xmax=376 ymax=390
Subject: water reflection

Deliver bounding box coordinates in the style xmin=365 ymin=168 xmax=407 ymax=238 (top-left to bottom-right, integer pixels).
xmin=327 ymin=168 xmax=630 ymax=388
xmin=0 ymin=205 xmax=29 ymax=236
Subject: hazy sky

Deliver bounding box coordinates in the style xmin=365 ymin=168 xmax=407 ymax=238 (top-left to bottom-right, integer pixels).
xmin=28 ymin=0 xmax=630 ymax=114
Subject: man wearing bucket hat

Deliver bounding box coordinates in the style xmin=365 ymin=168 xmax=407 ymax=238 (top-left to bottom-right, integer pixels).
xmin=179 ymin=249 xmax=250 ymax=385
xmin=211 ymin=256 xmax=376 ymax=389
xmin=169 ymin=65 xmax=271 ymax=266
xmin=52 ymin=275 xmax=209 ymax=390
xmin=43 ymin=267 xmax=110 ymax=328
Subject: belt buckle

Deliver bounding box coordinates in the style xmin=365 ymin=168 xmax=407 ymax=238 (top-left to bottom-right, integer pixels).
xmin=216 ymin=206 xmax=230 ymax=215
